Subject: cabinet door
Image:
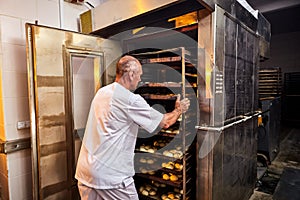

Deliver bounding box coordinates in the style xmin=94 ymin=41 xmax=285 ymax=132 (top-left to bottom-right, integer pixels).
xmin=197 ymin=5 xmax=259 ymax=200
xmin=26 ymin=23 xmax=121 ymax=200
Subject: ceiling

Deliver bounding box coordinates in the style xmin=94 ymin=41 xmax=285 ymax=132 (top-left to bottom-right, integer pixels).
xmin=247 ymin=0 xmax=300 ymax=35
xmin=247 ymin=0 xmax=300 ymax=13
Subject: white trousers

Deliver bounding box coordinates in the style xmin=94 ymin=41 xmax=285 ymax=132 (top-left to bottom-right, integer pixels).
xmin=78 ymin=181 xmax=139 ymax=200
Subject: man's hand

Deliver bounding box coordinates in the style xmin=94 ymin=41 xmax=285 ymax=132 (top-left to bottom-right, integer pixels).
xmin=160 ymin=94 xmax=191 ymax=129
xmin=175 ymin=94 xmax=190 ymax=114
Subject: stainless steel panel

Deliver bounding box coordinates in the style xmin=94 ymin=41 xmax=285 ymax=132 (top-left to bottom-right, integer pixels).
xmin=197 ymin=116 xmax=258 ymax=200
xmin=224 ymin=14 xmax=237 ymax=120
xmin=196 ymin=4 xmax=259 ymax=200
xmin=88 ymin=0 xmax=205 ymax=38
xmin=236 ymin=25 xmax=247 ymax=116
xmin=257 ymin=12 xmax=271 ymax=43
xmin=223 ymin=9 xmax=259 ymax=121
xmin=223 ymin=126 xmax=238 ymax=200
xmin=91 ymin=0 xmax=178 ymax=30
xmin=245 ymin=31 xmax=255 ymax=113
xmin=198 ymin=9 xmax=213 ymax=126
xmin=257 ymin=12 xmax=271 ymax=60
xmin=213 ymin=5 xmax=225 ymax=127
xmin=233 ymin=1 xmax=258 ymax=32
xmin=198 ymin=0 xmax=234 ymax=12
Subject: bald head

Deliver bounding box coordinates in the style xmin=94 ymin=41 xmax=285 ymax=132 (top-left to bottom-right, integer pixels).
xmin=115 ymin=55 xmax=143 ymax=90
xmin=116 ymin=55 xmax=141 ymax=77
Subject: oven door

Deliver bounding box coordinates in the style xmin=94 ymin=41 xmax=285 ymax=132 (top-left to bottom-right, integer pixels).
xmin=26 ymin=23 xmax=121 ymax=200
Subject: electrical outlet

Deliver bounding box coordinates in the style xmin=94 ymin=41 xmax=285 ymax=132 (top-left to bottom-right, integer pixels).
xmin=17 ymin=121 xmax=26 ymax=129
xmin=17 ymin=121 xmax=30 ymax=130
xmin=25 ymin=121 xmax=31 ymax=128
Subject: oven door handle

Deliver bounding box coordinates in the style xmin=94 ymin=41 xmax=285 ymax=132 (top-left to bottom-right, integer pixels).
xmin=195 ymin=111 xmax=262 ymax=132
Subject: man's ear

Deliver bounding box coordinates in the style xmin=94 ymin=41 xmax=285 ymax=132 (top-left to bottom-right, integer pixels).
xmin=129 ymin=71 xmax=134 ymax=81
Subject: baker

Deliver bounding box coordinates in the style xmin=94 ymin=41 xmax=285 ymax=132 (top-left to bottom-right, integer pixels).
xmin=75 ymin=55 xmax=190 ymax=199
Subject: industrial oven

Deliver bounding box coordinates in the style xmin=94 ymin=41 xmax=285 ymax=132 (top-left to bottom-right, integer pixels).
xmin=119 ymin=8 xmax=260 ymax=199
xmin=26 ymin=0 xmax=270 ymax=199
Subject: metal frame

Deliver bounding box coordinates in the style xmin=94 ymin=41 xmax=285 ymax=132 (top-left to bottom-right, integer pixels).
xmin=63 ymin=46 xmax=104 ymax=190
xmin=25 ymin=23 xmax=113 ymax=200
xmin=0 ymin=138 xmax=31 ymax=154
xmin=26 ymin=23 xmax=39 ymax=200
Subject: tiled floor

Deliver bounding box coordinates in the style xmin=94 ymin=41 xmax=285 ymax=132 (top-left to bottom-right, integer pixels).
xmin=249 ymin=127 xmax=300 ymax=200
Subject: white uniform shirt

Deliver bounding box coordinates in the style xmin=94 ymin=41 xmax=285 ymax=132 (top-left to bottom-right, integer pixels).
xmin=75 ymin=82 xmax=163 ymax=189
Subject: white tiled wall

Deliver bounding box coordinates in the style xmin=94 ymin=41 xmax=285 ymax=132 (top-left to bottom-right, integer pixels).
xmin=2 ymin=71 xmax=28 ymax=99
xmin=4 ymin=97 xmax=30 ymax=140
xmin=37 ymin=0 xmax=60 ymax=28
xmin=2 ymin=43 xmax=27 ymax=72
xmin=0 ymin=0 xmax=37 ymax=21
xmin=0 ymin=16 xmax=23 ymax=45
xmin=63 ymin=2 xmax=87 ymax=31
xmin=0 ymin=0 xmax=89 ymax=199
xmin=7 ymin=149 xmax=32 ymax=200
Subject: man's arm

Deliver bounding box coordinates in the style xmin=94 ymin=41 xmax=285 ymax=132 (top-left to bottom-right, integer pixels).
xmin=159 ymin=94 xmax=190 ymax=129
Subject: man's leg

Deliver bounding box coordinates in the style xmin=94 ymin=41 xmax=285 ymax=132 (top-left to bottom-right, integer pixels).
xmin=78 ymin=181 xmax=104 ymax=200
xmin=101 ymin=182 xmax=139 ymax=200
